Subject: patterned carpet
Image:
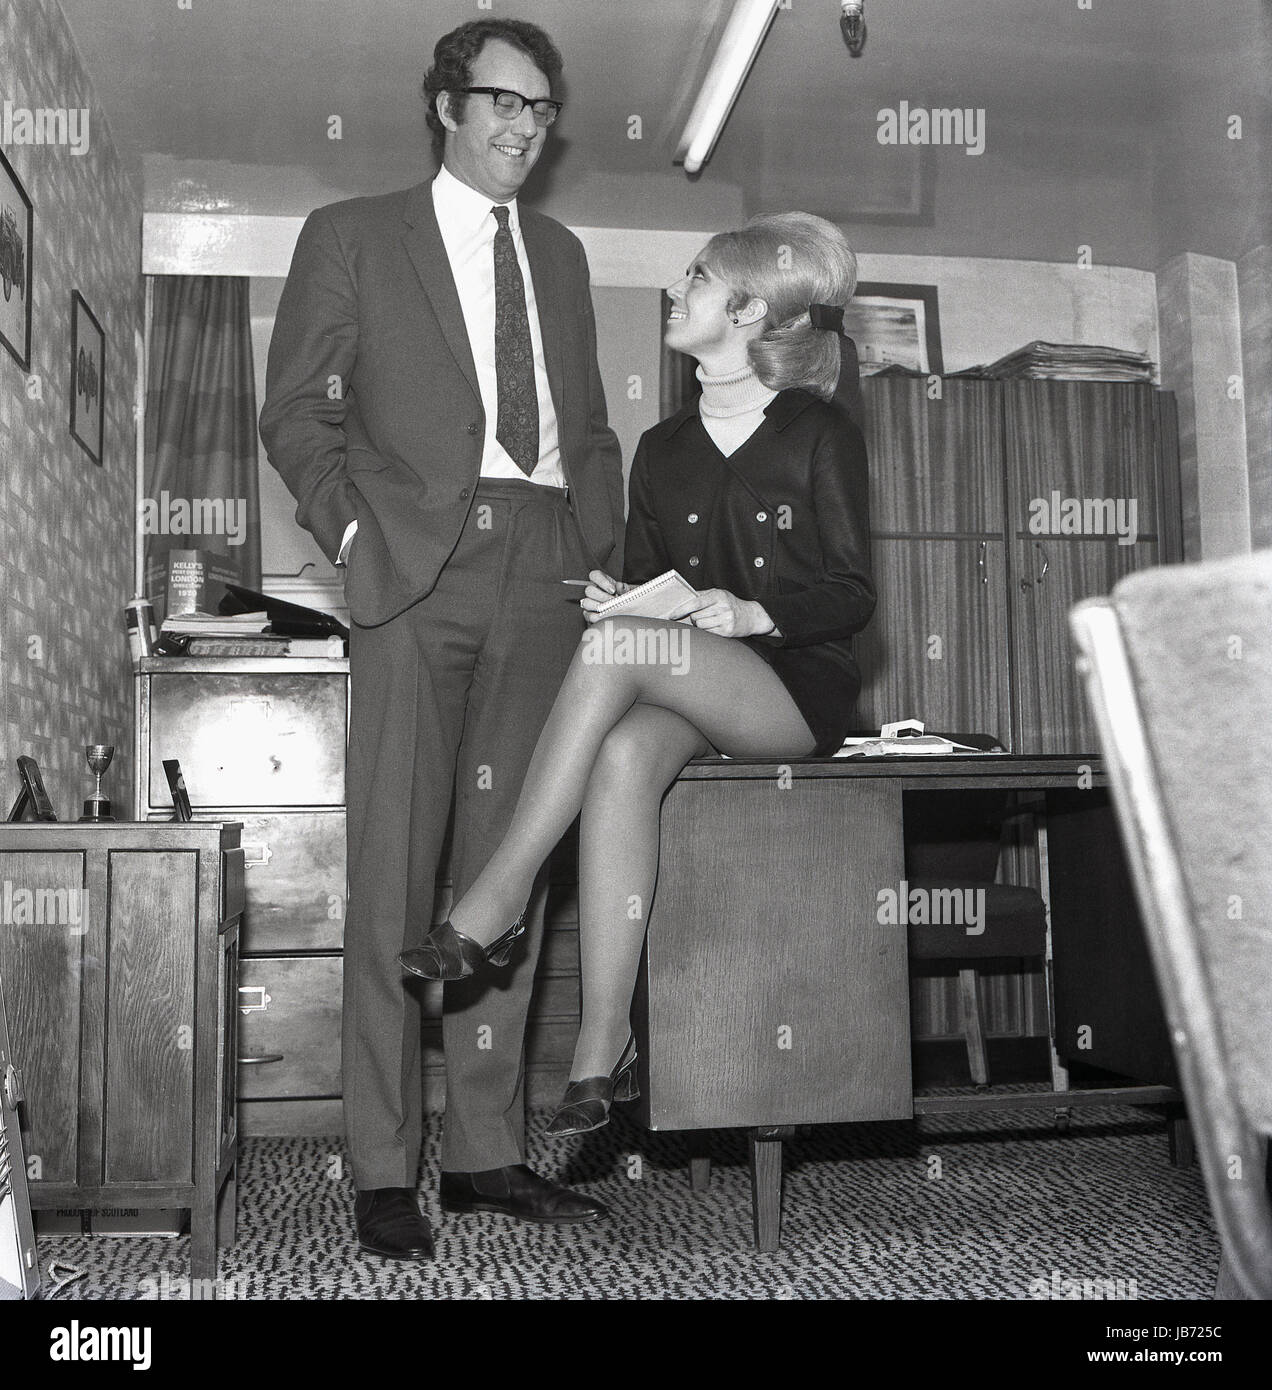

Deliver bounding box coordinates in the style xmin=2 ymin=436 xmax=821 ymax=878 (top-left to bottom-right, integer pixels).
xmin=36 ymin=1101 xmax=1220 ymax=1301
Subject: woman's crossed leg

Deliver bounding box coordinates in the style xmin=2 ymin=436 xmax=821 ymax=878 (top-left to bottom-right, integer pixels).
xmin=447 ymin=615 xmax=818 ymax=1078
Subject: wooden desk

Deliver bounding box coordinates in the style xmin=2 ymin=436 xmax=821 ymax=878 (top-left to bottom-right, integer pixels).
xmin=633 ymin=754 xmax=1180 ymax=1249
xmin=0 ymin=821 xmax=243 ymax=1290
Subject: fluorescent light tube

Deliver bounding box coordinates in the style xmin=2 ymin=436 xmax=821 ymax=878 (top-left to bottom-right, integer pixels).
xmin=676 ymin=0 xmax=780 ymax=175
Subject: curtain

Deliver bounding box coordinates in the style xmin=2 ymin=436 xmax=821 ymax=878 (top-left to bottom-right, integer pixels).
xmin=143 ymin=276 xmax=261 ymax=600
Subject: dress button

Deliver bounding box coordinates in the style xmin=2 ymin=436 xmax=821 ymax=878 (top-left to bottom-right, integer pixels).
xmin=756 ymin=511 xmax=767 ymax=522
xmin=754 ymin=557 xmax=765 ymax=567
xmin=688 ymin=513 xmax=699 ymax=524
xmin=688 ymin=556 xmax=700 ymax=567
xmin=466 ymin=422 xmax=480 ymax=435
xmin=460 ymin=488 xmax=470 ymax=500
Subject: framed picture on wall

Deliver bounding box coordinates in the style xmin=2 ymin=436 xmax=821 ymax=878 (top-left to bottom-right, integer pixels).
xmin=846 ymin=283 xmax=944 ymax=376
xmin=0 ymin=148 xmax=33 ymax=371
xmin=70 ymin=290 xmax=105 ymax=465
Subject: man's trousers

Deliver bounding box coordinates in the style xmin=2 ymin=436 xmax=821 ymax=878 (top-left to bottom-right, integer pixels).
xmin=343 ymin=478 xmax=588 ymax=1187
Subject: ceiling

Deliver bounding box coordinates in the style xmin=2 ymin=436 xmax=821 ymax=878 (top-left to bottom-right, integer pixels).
xmin=59 ymin=0 xmax=1271 ymax=268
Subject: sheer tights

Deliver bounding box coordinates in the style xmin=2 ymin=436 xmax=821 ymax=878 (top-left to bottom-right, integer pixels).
xmin=447 ymin=616 xmax=817 ymax=1082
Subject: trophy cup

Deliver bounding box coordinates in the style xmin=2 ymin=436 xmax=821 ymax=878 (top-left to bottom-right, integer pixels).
xmin=79 ymin=744 xmax=116 ymax=822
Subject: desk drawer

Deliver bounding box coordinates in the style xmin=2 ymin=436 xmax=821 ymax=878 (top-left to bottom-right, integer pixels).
xmin=147 ymin=672 xmax=346 ymax=808
xmin=234 ymin=812 xmax=345 ymax=953
xmin=237 ymin=955 xmax=341 ymax=1099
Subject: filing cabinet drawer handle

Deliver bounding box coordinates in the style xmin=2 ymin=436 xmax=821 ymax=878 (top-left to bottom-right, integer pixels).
xmin=241 ymin=842 xmax=273 ymax=867
xmin=238 ymin=1054 xmax=284 ymax=1066
xmin=238 ymin=986 xmax=272 ymax=1013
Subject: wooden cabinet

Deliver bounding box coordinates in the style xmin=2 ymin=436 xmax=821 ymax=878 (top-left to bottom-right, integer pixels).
xmin=857 ymin=378 xmax=1181 ymax=1055
xmin=856 ymin=379 xmax=1182 ymax=753
xmin=0 ymin=822 xmax=241 ymax=1284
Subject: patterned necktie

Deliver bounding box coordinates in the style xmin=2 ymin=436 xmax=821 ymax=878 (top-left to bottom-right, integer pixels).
xmin=491 ymin=204 xmax=539 ymax=475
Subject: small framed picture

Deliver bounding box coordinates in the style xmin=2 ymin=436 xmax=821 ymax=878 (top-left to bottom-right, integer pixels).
xmin=70 ymin=290 xmax=105 ymax=465
xmin=845 ymin=283 xmax=944 ymax=377
xmin=0 ymin=148 xmax=33 ymax=371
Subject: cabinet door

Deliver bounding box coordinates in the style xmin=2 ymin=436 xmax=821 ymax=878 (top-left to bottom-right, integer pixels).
xmin=1012 ymin=537 xmax=1159 ymax=753
xmin=1003 ymin=382 xmax=1171 ymax=753
xmin=104 ymin=850 xmax=197 ymax=1184
xmin=856 ymin=538 xmax=1011 ymax=740
xmin=863 ymin=378 xmax=1003 ymax=534
xmin=1004 ymin=381 xmax=1162 ymax=532
xmin=0 ymin=852 xmax=85 ymax=1185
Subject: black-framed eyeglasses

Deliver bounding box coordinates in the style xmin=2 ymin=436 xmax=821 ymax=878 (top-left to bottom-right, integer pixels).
xmin=458 ymin=87 xmax=563 ymax=128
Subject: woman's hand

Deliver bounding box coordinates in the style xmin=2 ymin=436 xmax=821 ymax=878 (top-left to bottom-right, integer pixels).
xmin=670 ymin=588 xmax=776 ymax=638
xmin=579 ymin=569 xmax=629 ymax=622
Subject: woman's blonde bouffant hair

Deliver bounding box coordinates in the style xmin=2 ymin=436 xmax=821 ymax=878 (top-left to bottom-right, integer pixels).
xmin=702 ymin=212 xmax=857 ymax=401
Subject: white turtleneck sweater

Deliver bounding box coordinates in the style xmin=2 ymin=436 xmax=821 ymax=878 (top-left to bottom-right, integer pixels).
xmin=696 ymin=364 xmax=777 ymax=457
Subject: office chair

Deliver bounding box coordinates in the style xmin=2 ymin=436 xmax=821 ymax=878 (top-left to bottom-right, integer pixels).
xmin=904 ymin=767 xmax=1050 ymax=1086
xmin=1070 ymin=549 xmax=1272 ymax=1301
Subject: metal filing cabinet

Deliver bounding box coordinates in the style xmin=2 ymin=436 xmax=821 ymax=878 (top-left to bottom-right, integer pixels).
xmin=135 ymin=657 xmax=349 ymax=1135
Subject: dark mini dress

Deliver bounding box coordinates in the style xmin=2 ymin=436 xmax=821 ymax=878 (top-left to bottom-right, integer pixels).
xmin=622 ymin=388 xmax=876 ymax=755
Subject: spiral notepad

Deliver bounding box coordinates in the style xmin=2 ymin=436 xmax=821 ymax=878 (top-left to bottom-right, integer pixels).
xmin=592 ymin=569 xmax=698 ymax=621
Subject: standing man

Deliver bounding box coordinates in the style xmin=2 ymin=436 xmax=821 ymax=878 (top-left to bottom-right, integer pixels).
xmin=260 ymin=18 xmax=624 ymax=1261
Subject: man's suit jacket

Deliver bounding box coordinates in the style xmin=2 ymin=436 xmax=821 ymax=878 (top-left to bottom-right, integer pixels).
xmin=260 ymin=179 xmax=624 ymax=627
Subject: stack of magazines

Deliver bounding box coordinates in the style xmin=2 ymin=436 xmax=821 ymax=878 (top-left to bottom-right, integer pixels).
xmin=953 ymin=341 xmax=1156 ymax=382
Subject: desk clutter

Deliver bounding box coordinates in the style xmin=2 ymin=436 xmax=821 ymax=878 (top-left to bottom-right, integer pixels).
xmin=126 ymin=553 xmax=349 ymax=661
xmin=835 ymin=721 xmax=1005 ymax=757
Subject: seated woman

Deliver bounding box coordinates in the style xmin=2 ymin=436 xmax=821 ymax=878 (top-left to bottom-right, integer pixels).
xmin=402 ymin=211 xmax=875 ymax=1136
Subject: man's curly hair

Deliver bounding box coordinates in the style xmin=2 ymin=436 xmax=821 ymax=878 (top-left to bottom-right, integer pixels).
xmin=422 ymin=18 xmax=564 ymax=159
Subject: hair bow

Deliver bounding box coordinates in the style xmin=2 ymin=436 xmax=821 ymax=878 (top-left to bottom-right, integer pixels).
xmin=808 ymin=303 xmax=845 ymax=332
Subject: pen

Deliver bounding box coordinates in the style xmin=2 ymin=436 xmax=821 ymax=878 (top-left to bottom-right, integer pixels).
xmin=560 ymin=579 xmax=591 ymax=585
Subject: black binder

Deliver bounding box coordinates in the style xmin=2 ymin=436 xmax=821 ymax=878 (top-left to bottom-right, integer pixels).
xmin=218 ymin=583 xmax=349 ymax=640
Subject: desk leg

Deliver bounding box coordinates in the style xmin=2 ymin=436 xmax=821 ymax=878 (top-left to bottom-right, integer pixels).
xmin=1035 ymin=804 xmax=1072 ymax=1133
xmin=687 ymin=1132 xmax=712 ymax=1194
xmin=190 ymin=1197 xmax=218 ymax=1296
xmin=1035 ymin=809 xmax=1070 ymax=1097
xmin=1168 ymin=1108 xmax=1195 ymax=1168
xmin=749 ymin=1126 xmax=794 ymax=1251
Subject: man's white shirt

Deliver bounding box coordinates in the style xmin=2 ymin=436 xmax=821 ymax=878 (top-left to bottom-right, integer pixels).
xmin=337 ymin=163 xmax=564 ymax=565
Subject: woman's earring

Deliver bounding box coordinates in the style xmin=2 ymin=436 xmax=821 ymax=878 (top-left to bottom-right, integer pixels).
xmin=730 ymin=316 xmax=739 ymax=325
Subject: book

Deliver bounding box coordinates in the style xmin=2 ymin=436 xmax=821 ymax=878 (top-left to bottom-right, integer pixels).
xmin=219 ymin=583 xmax=350 ymax=640
xmin=161 ymin=611 xmax=269 ymax=637
xmin=156 ymin=548 xmax=241 ymax=623
xmin=592 ymin=569 xmax=698 ymax=622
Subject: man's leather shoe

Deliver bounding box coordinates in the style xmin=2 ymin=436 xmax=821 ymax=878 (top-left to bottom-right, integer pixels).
xmin=439 ymin=1164 xmax=608 ymax=1224
xmin=354 ymin=1187 xmax=435 ymax=1261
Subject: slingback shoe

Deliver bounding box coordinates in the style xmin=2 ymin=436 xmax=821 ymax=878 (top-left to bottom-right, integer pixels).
xmin=399 ymin=912 xmax=526 ymax=982
xmin=545 ymin=1035 xmax=639 ymax=1137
